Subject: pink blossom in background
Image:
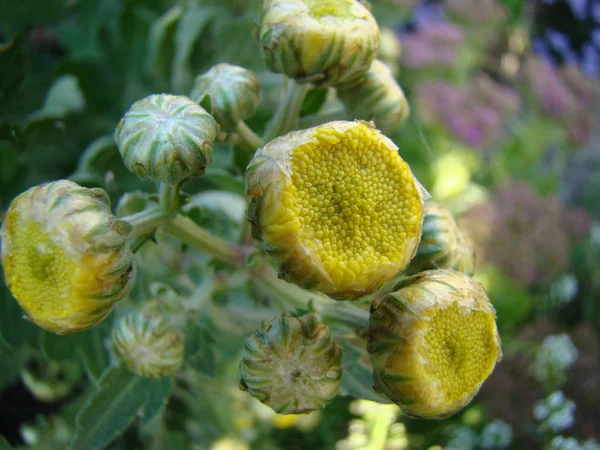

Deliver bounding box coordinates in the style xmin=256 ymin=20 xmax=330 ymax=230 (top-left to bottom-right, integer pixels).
xmin=400 ymin=17 xmax=464 ymax=68
xmin=446 ymin=0 xmax=508 ymax=24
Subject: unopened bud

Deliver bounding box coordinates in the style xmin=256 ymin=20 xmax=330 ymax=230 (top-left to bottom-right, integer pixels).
xmin=1 ymin=180 xmax=135 ymax=334
xmin=368 ymin=269 xmax=501 ymax=419
xmin=239 ymin=313 xmax=343 ymax=414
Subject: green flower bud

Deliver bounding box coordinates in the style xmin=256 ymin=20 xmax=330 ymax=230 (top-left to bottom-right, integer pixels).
xmin=246 ymin=121 xmax=425 ymax=300
xmin=367 ymin=269 xmax=501 ymax=419
xmin=239 ymin=313 xmax=343 ymax=414
xmin=112 ymin=313 xmax=184 ymax=378
xmin=338 ymin=60 xmax=410 ymax=135
xmin=190 ymin=64 xmax=260 ymax=130
xmin=257 ymin=0 xmax=380 ymax=87
xmin=1 ymin=180 xmax=135 ymax=334
xmin=407 ymin=202 xmax=475 ymax=275
xmin=115 ymin=94 xmax=218 ymax=185
xmin=21 ymin=360 xmax=81 ymax=402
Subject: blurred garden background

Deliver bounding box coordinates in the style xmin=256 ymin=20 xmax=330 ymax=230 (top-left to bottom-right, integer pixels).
xmin=1 ymin=0 xmax=600 ymax=449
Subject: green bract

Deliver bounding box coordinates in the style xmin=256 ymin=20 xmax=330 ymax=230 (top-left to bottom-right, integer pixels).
xmin=115 ymin=94 xmax=218 ymax=185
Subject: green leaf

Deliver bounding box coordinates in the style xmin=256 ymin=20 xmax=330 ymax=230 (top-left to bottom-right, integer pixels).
xmin=0 ymin=434 xmax=12 ymax=450
xmin=25 ymin=75 xmax=86 ymax=124
xmin=71 ymin=366 xmax=173 ymax=450
xmin=0 ymin=286 xmax=40 ymax=349
xmin=171 ymin=6 xmax=215 ymax=93
xmin=301 ymin=88 xmax=328 ymax=116
xmin=146 ymin=5 xmax=184 ymax=90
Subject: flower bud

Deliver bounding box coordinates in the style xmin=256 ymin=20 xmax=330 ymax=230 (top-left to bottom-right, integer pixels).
xmin=246 ymin=121 xmax=425 ymax=300
xmin=190 ymin=63 xmax=260 ymax=130
xmin=112 ymin=313 xmax=184 ymax=378
xmin=115 ymin=94 xmax=218 ymax=185
xmin=239 ymin=313 xmax=342 ymax=414
xmin=257 ymin=0 xmax=380 ymax=87
xmin=1 ymin=180 xmax=135 ymax=334
xmin=407 ymin=202 xmax=475 ymax=275
xmin=367 ymin=269 xmax=501 ymax=419
xmin=338 ymin=59 xmax=410 ymax=135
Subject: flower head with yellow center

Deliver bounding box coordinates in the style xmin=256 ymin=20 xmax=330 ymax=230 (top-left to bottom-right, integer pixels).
xmin=257 ymin=0 xmax=380 ymax=87
xmin=1 ymin=180 xmax=135 ymax=334
xmin=367 ymin=269 xmax=502 ymax=419
xmin=246 ymin=121 xmax=425 ymax=300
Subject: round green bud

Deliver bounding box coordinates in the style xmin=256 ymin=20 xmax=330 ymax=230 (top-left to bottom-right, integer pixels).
xmin=338 ymin=59 xmax=410 ymax=135
xmin=1 ymin=180 xmax=135 ymax=334
xmin=190 ymin=63 xmax=260 ymax=130
xmin=367 ymin=269 xmax=501 ymax=419
xmin=407 ymin=202 xmax=475 ymax=276
xmin=257 ymin=0 xmax=380 ymax=87
xmin=239 ymin=313 xmax=343 ymax=414
xmin=112 ymin=313 xmax=184 ymax=378
xmin=114 ymin=94 xmax=218 ymax=185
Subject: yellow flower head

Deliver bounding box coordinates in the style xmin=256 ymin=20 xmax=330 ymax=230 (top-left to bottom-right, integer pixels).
xmin=1 ymin=180 xmax=135 ymax=334
xmin=367 ymin=269 xmax=502 ymax=419
xmin=338 ymin=59 xmax=410 ymax=135
xmin=407 ymin=201 xmax=475 ymax=275
xmin=190 ymin=63 xmax=260 ymax=130
xmin=257 ymin=0 xmax=380 ymax=87
xmin=239 ymin=313 xmax=342 ymax=414
xmin=246 ymin=121 xmax=425 ymax=299
xmin=113 ymin=313 xmax=184 ymax=378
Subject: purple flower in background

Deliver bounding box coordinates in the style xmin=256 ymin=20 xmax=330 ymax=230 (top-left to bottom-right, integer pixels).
xmin=581 ymin=43 xmax=599 ymax=76
xmin=446 ymin=0 xmax=508 ymax=24
xmin=546 ymin=30 xmax=579 ymax=64
xmin=593 ymin=1 xmax=600 ymax=22
xmin=566 ymin=0 xmax=589 ymax=20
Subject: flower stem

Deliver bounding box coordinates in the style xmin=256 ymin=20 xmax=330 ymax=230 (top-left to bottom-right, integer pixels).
xmin=236 ymin=121 xmax=263 ymax=151
xmin=122 ymin=206 xmax=173 ymax=239
xmin=263 ymin=78 xmax=310 ymax=142
xmin=161 ymin=214 xmax=245 ymax=266
xmin=159 ymin=182 xmax=180 ymax=213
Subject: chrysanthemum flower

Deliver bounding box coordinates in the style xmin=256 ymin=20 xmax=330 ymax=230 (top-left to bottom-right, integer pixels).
xmin=257 ymin=0 xmax=380 ymax=87
xmin=1 ymin=180 xmax=135 ymax=334
xmin=246 ymin=121 xmax=425 ymax=299
xmin=368 ymin=269 xmax=502 ymax=419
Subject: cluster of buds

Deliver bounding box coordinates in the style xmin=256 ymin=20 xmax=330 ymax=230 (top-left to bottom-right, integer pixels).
xmin=416 ymin=75 xmax=521 ymax=149
xmin=524 ymin=57 xmax=600 ymax=145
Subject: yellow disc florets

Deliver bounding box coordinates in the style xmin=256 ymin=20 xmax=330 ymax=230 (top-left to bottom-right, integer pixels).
xmin=367 ymin=269 xmax=501 ymax=419
xmin=246 ymin=121 xmax=425 ymax=299
xmin=1 ymin=180 xmax=135 ymax=334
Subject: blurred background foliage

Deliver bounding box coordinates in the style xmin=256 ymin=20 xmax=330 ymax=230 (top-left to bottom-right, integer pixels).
xmin=1 ymin=0 xmax=600 ymax=449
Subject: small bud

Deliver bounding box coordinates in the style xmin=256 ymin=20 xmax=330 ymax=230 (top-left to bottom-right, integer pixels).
xmin=407 ymin=202 xmax=475 ymax=275
xmin=367 ymin=269 xmax=501 ymax=419
xmin=338 ymin=59 xmax=410 ymax=135
xmin=246 ymin=121 xmax=425 ymax=299
xmin=190 ymin=63 xmax=260 ymax=130
xmin=115 ymin=94 xmax=218 ymax=185
xmin=239 ymin=313 xmax=342 ymax=414
xmin=112 ymin=313 xmax=184 ymax=378
xmin=1 ymin=180 xmax=135 ymax=334
xmin=257 ymin=0 xmax=380 ymax=87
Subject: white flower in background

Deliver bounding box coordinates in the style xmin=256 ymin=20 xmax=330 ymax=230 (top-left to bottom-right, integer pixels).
xmin=534 ymin=391 xmax=576 ymax=434
xmin=480 ymin=419 xmax=513 ymax=449
xmin=581 ymin=440 xmax=600 ymax=450
xmin=546 ymin=274 xmax=579 ymax=309
xmin=445 ymin=426 xmax=478 ymax=450
xmin=531 ymin=334 xmax=578 ymax=385
xmin=549 ymin=436 xmax=581 ymax=450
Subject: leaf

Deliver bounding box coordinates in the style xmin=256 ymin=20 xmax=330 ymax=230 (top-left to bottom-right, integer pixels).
xmin=171 ymin=6 xmax=215 ymax=93
xmin=0 ymin=286 xmax=40 ymax=349
xmin=25 ymin=75 xmax=86 ymax=125
xmin=0 ymin=434 xmax=12 ymax=450
xmin=146 ymin=5 xmax=184 ymax=90
xmin=71 ymin=366 xmax=173 ymax=450
xmin=301 ymin=88 xmax=328 ymax=116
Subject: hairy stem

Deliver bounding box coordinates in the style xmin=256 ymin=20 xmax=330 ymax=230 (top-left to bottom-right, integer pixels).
xmin=236 ymin=121 xmax=263 ymax=151
xmin=159 ymin=182 xmax=181 ymax=213
xmin=122 ymin=206 xmax=173 ymax=239
xmin=263 ymin=78 xmax=310 ymax=142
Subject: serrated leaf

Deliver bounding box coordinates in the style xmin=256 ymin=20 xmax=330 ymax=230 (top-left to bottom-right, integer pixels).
xmin=171 ymin=6 xmax=215 ymax=93
xmin=71 ymin=366 xmax=173 ymax=450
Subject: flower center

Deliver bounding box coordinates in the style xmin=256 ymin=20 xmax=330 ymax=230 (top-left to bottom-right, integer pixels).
xmin=303 ymin=0 xmax=355 ymax=18
xmin=286 ymin=124 xmax=421 ymax=288
xmin=423 ymin=302 xmax=498 ymax=402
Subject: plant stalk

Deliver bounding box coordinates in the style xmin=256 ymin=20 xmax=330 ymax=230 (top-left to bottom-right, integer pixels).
xmin=263 ymin=77 xmax=310 ymax=142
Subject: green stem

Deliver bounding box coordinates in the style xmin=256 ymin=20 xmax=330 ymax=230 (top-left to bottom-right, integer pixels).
xmin=159 ymin=182 xmax=180 ymax=213
xmin=122 ymin=206 xmax=173 ymax=239
xmin=263 ymin=78 xmax=310 ymax=142
xmin=161 ymin=214 xmax=245 ymax=266
xmin=236 ymin=121 xmax=263 ymax=151
xmin=251 ymin=264 xmax=370 ymax=332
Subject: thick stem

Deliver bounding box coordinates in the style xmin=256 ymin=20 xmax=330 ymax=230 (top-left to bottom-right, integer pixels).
xmin=122 ymin=206 xmax=173 ymax=239
xmin=159 ymin=182 xmax=180 ymax=213
xmin=263 ymin=78 xmax=310 ymax=142
xmin=235 ymin=121 xmax=263 ymax=151
xmin=251 ymin=264 xmax=370 ymax=332
xmin=161 ymin=214 xmax=245 ymax=266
